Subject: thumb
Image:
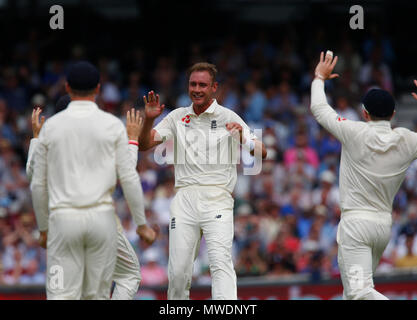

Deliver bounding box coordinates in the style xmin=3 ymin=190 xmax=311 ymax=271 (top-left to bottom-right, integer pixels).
xmin=329 ymin=74 xmax=339 ymax=79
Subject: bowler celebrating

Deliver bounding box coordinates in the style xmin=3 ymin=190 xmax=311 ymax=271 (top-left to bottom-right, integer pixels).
xmin=311 ymin=51 xmax=417 ymax=299
xmin=139 ymin=62 xmax=266 ymax=300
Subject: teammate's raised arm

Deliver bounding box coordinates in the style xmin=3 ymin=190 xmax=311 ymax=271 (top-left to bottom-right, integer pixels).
xmin=26 ymin=108 xmax=45 ymax=181
xmin=138 ymin=91 xmax=165 ymax=151
xmin=32 ymin=107 xmax=45 ymax=139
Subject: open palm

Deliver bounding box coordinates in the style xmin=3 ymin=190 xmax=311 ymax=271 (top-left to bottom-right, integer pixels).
xmin=143 ymin=90 xmax=165 ymax=120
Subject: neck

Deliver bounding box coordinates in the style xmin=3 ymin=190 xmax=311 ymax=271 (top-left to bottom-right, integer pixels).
xmin=193 ymin=99 xmax=214 ymax=116
xmin=70 ymin=96 xmax=96 ymax=102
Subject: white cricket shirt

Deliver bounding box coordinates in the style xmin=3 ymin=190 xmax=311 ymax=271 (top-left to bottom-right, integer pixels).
xmin=154 ymin=99 xmax=256 ymax=193
xmin=311 ymin=79 xmax=417 ymax=224
xmin=30 ymin=100 xmax=146 ymax=231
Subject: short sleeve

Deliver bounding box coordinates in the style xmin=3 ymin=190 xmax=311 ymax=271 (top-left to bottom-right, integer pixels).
xmin=153 ymin=112 xmax=176 ymax=142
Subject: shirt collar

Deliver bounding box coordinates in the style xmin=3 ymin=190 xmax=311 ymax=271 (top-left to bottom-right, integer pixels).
xmin=187 ymin=99 xmax=218 ymax=116
xmin=67 ymin=100 xmax=99 ymax=111
xmin=368 ymin=120 xmax=392 ymax=128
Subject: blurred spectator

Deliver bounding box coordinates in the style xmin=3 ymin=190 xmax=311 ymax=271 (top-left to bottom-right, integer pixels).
xmin=0 ymin=22 xmax=415 ymax=286
xmin=394 ymin=232 xmax=417 ymax=269
xmin=242 ymin=80 xmax=267 ymax=124
xmin=140 ymin=248 xmax=168 ymax=286
xmin=334 ymin=96 xmax=360 ymax=121
xmin=284 ymin=130 xmax=319 ymax=169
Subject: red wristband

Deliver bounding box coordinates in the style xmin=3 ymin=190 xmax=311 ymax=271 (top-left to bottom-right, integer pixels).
xmin=129 ymin=140 xmax=139 ymax=146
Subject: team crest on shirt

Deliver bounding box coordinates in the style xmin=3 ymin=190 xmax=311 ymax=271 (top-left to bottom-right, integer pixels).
xmin=211 ymin=120 xmax=217 ymax=129
xmin=182 ymin=115 xmax=191 ymax=126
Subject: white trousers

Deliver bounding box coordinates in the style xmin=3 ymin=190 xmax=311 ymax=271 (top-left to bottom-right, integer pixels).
xmin=337 ymin=216 xmax=391 ymax=300
xmin=111 ymin=217 xmax=141 ymax=300
xmin=46 ymin=206 xmax=117 ymax=300
xmin=167 ymin=186 xmax=237 ymax=300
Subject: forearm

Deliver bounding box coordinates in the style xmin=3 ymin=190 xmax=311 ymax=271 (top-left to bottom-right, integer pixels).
xmin=26 ymin=138 xmax=39 ymax=182
xmin=310 ymin=78 xmax=339 ymax=124
xmin=119 ymin=175 xmax=146 ymax=226
xmin=117 ymin=130 xmax=147 ymax=226
xmin=31 ymin=136 xmax=49 ymax=232
xmin=138 ymin=117 xmax=155 ymax=151
xmin=31 ymin=183 xmax=49 ymax=231
xmin=128 ymin=144 xmax=138 ymax=168
xmin=250 ymin=140 xmax=267 ymax=159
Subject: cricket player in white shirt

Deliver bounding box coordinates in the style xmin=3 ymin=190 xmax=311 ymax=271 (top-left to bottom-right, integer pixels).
xmin=27 ymin=97 xmax=152 ymax=300
xmin=30 ymin=61 xmax=155 ymax=299
xmin=138 ymin=62 xmax=267 ymax=300
xmin=311 ymin=51 xmax=417 ymax=300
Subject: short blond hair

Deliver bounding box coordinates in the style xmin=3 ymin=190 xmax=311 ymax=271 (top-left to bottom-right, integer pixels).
xmin=187 ymin=62 xmax=218 ymax=83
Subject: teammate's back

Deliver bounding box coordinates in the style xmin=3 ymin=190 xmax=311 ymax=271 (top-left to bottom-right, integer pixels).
xmin=338 ymin=120 xmax=417 ymax=215
xmin=40 ymin=101 xmax=128 ymax=210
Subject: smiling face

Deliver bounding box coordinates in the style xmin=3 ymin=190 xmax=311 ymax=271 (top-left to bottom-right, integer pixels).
xmin=188 ymin=70 xmax=218 ymax=110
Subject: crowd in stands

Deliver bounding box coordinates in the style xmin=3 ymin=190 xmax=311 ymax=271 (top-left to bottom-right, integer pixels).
xmin=1 ymin=27 xmax=417 ymax=289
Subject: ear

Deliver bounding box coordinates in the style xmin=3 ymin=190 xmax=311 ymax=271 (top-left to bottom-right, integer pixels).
xmin=390 ymin=110 xmax=396 ymax=120
xmin=65 ymin=82 xmax=71 ymax=94
xmin=212 ymin=81 xmax=218 ymax=93
xmin=362 ymin=109 xmax=369 ymax=121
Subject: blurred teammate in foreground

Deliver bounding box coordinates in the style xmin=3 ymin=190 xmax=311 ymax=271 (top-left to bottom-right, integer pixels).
xmin=138 ymin=62 xmax=267 ymax=299
xmin=28 ymin=97 xmax=155 ymax=299
xmin=311 ymin=51 xmax=417 ymax=300
xmin=30 ymin=61 xmax=155 ymax=299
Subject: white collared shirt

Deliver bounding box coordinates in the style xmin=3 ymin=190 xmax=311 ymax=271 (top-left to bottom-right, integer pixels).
xmin=154 ymin=99 xmax=257 ymax=193
xmin=30 ymin=100 xmax=146 ymax=231
xmin=311 ymin=79 xmax=417 ymax=223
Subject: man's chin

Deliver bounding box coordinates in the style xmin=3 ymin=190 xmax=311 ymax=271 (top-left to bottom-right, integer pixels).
xmin=192 ymin=101 xmax=205 ymax=108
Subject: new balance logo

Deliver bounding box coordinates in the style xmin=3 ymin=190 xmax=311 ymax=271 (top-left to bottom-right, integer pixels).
xmin=215 ymin=214 xmax=222 ymax=219
xmin=171 ymin=217 xmax=176 ymax=229
xmin=211 ymin=120 xmax=217 ymax=129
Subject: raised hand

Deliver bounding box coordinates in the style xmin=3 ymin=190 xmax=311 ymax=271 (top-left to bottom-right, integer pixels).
xmin=412 ymin=80 xmax=417 ymax=101
xmin=143 ymin=91 xmax=165 ymax=120
xmin=126 ymin=108 xmax=143 ymax=141
xmin=314 ymin=51 xmax=339 ymax=81
xmin=32 ymin=107 xmax=45 ymax=138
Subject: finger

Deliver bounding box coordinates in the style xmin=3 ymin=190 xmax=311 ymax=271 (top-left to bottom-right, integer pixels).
xmin=330 ymin=56 xmax=338 ymax=69
xmin=136 ymin=110 xmax=141 ymax=124
xmin=40 ymin=116 xmax=45 ymax=127
xmin=126 ymin=110 xmax=131 ymax=123
xmin=35 ymin=109 xmax=41 ymax=126
xmin=149 ymin=91 xmax=154 ymax=102
xmin=320 ymin=51 xmax=324 ymax=63
xmin=414 ymin=80 xmax=417 ymax=87
xmin=32 ymin=108 xmax=35 ymax=121
xmin=412 ymin=92 xmax=417 ymax=100
xmin=329 ymin=74 xmax=340 ymax=79
xmin=160 ymin=104 xmax=165 ymax=112
xmin=35 ymin=107 xmax=41 ymax=120
xmin=156 ymin=94 xmax=160 ymax=105
xmin=131 ymin=108 xmax=136 ymax=122
xmin=143 ymin=95 xmax=148 ymax=105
